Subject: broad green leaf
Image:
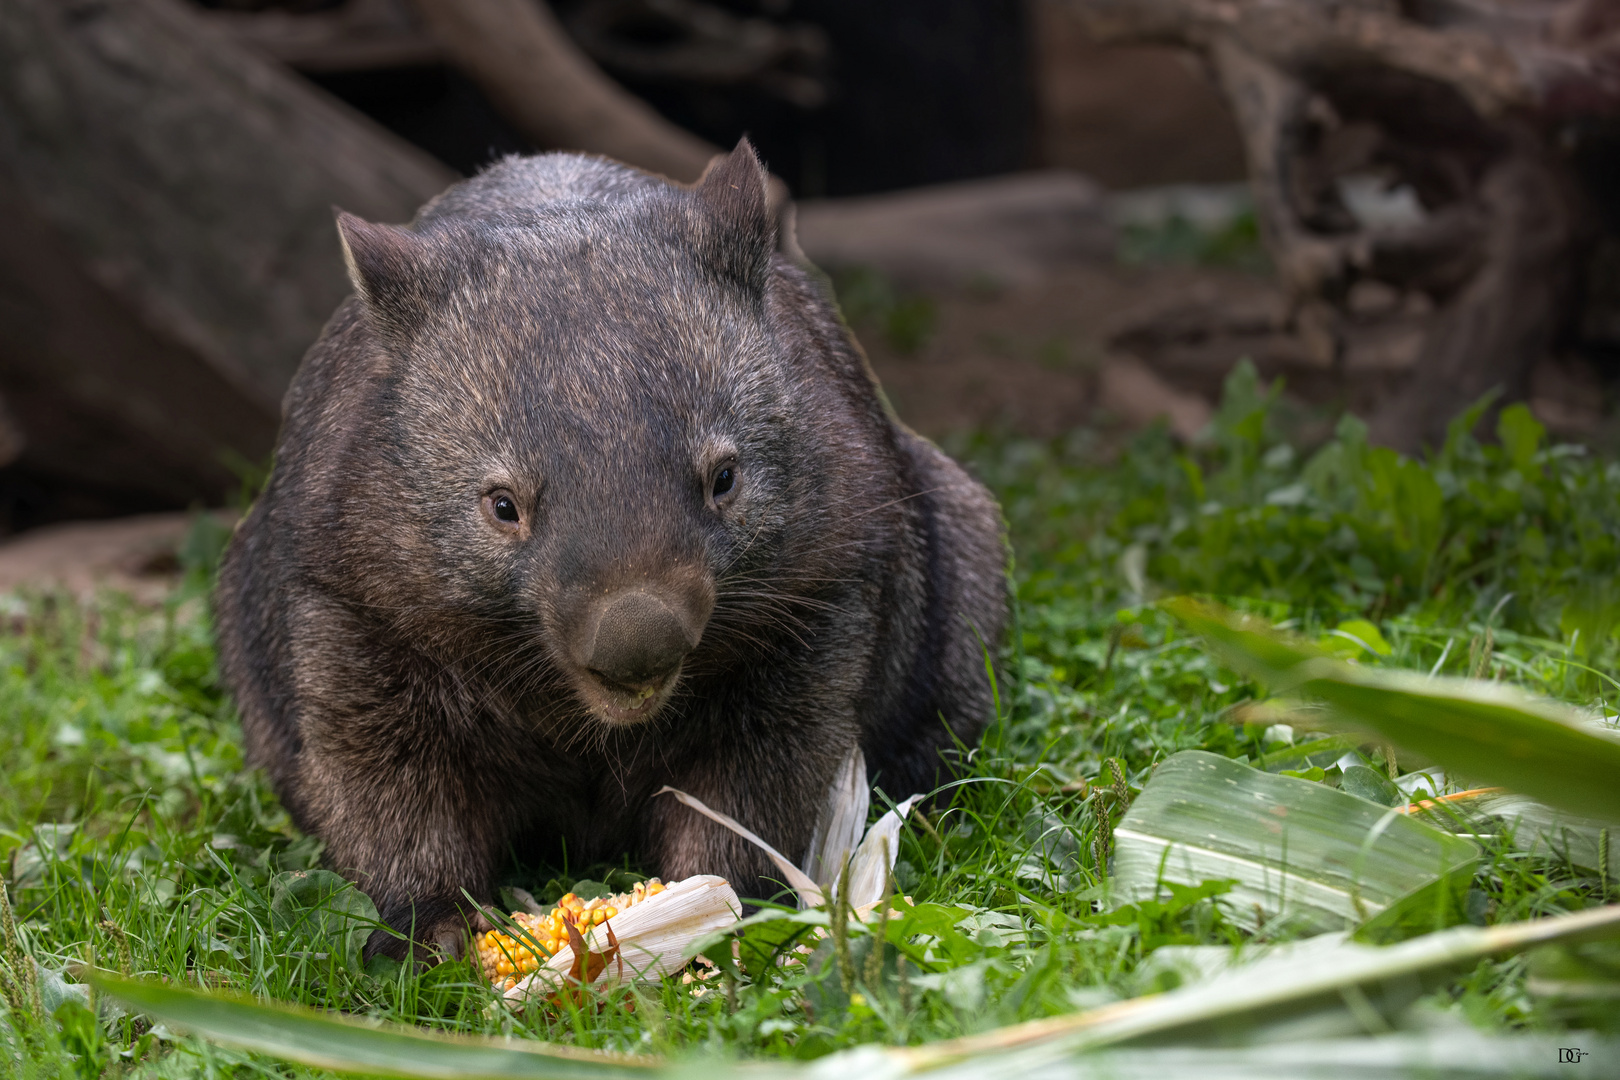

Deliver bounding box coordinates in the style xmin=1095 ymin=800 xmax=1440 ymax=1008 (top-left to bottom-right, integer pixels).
xmin=1497 ymin=402 xmax=1545 ymax=476
xmin=1166 ymin=597 xmax=1620 ymax=822
xmin=1110 ymin=751 xmax=1477 ymax=934
xmin=1255 ymin=733 xmax=1358 ymax=773
xmin=89 ymin=972 xmax=658 ymax=1079
xmin=269 ymin=868 xmax=379 ymax=973
xmin=1339 ymin=765 xmax=1402 ymax=808
xmin=1323 ymin=619 xmax=1392 ymax=657
xmin=688 ymin=905 xmax=826 ymax=979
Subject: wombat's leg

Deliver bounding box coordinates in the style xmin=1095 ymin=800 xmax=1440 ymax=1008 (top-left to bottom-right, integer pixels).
xmin=280 ymin=596 xmax=511 ymax=962
xmin=297 ymin=744 xmax=504 ymax=963
xmin=868 ymin=432 xmax=1009 ymax=797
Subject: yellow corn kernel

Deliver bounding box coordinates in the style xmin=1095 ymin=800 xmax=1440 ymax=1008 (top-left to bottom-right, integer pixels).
xmin=477 ymin=879 xmax=665 ymax=985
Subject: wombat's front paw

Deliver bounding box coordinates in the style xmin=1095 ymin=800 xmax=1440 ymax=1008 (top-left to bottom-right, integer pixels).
xmin=364 ymin=902 xmax=493 ymax=966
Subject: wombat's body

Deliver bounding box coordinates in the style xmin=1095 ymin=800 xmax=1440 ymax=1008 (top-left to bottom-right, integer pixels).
xmin=215 ymin=144 xmax=1006 ymax=958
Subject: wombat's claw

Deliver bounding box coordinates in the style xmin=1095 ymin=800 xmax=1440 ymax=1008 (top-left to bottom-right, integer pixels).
xmin=431 ymin=926 xmax=466 ymax=960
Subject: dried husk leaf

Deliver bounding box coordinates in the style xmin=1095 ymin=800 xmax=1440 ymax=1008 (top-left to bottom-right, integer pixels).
xmin=660 ymin=771 xmax=919 ymax=910
xmin=657 ymin=786 xmax=825 ymax=905
xmin=845 ymin=796 xmax=920 ymax=909
xmin=802 ymin=746 xmax=870 ymax=890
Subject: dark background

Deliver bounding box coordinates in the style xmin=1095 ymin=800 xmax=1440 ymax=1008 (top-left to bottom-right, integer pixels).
xmin=7 ymin=0 xmax=1618 ymax=546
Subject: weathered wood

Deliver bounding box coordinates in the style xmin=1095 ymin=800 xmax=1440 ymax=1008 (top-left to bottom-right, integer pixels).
xmin=196 ymin=0 xmax=444 ymax=72
xmin=1062 ymin=0 xmax=1603 ymax=451
xmin=1067 ymin=0 xmax=1531 ymax=117
xmin=0 ymin=0 xmax=458 ymax=520
xmin=567 ymin=0 xmax=828 ymax=109
xmin=0 ymin=0 xmax=457 ymax=414
xmin=0 ymin=167 xmax=279 ymax=523
xmin=1366 ymin=144 xmax=1579 ymax=447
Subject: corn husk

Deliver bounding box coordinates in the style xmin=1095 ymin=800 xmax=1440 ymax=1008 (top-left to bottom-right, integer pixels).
xmin=801 ymin=747 xmax=870 ymax=890
xmin=502 ymin=875 xmax=740 ymax=1005
xmin=845 ymin=794 xmax=920 ymax=908
xmin=480 ymin=880 xmax=670 ymax=990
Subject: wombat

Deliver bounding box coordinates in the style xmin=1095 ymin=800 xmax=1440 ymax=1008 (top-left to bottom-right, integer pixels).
xmin=214 ymin=140 xmax=1007 ymax=960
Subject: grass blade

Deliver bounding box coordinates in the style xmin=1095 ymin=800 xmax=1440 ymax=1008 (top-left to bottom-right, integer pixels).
xmin=1165 ymin=597 xmax=1620 ymax=822
xmin=1111 ymin=751 xmax=1478 ymax=934
xmin=90 ymin=971 xmax=660 ymax=1079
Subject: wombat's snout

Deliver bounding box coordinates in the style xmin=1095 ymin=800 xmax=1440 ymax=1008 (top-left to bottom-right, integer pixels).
xmin=585 ymin=590 xmax=702 ymax=691
xmin=570 ymin=575 xmax=714 ymax=725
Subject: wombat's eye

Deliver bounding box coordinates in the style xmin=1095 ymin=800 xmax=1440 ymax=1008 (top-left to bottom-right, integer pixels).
xmin=484 ymin=490 xmax=522 ymax=529
xmin=711 ymin=467 xmax=736 ymax=500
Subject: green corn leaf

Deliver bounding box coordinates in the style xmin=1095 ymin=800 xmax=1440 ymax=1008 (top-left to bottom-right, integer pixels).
xmin=1476 ymin=793 xmax=1617 ymax=878
xmin=88 ymin=972 xmax=659 ymax=1080
xmin=894 ymin=1031 xmax=1620 ymax=1079
xmin=1165 ymin=597 xmax=1620 ymax=822
xmin=876 ymin=903 xmax=1620 ymax=1071
xmin=1110 ymin=751 xmax=1478 ymax=935
xmin=1255 ymin=733 xmax=1359 ymax=773
xmin=1410 ymin=790 xmax=1618 ymax=879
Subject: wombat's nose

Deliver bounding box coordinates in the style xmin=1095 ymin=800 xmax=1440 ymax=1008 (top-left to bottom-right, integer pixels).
xmin=585 ymin=590 xmax=701 ymax=689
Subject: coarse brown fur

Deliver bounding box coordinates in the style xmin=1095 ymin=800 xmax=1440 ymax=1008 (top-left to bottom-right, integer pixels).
xmin=214 ymin=141 xmax=1007 ymax=960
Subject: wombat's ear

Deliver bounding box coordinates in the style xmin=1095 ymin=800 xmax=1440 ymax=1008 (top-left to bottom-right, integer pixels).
xmin=693 ymin=138 xmax=774 ymax=292
xmin=334 ymin=210 xmax=432 ymax=346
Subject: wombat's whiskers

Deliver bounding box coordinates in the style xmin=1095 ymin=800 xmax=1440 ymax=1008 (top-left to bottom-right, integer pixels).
xmin=852 ymin=486 xmax=946 ymax=518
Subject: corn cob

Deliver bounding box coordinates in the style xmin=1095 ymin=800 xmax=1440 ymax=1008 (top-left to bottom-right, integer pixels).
xmin=502 ymin=874 xmax=741 ymax=1006
xmin=477 ymin=880 xmax=666 ymax=990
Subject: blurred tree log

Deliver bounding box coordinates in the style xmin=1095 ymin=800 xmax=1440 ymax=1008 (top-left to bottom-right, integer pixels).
xmin=195 ymin=0 xmax=726 ymax=181
xmin=0 ymin=0 xmax=750 ymax=530
xmin=1064 ymin=0 xmax=1620 ymax=451
xmin=0 ymin=0 xmax=456 ymax=526
xmin=410 ymin=0 xmax=719 ymax=183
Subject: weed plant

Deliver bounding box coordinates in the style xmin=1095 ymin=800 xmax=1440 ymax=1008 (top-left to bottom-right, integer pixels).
xmin=1 ymin=365 xmax=1616 ymax=1076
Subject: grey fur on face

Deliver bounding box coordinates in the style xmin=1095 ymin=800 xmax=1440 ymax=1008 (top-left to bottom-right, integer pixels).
xmin=214 ymin=141 xmax=1008 ymax=962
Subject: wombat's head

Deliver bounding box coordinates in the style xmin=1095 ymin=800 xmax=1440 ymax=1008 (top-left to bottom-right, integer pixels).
xmin=332 ymin=141 xmax=827 ymax=728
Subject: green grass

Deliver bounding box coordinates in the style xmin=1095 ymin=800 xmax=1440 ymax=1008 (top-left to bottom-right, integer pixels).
xmin=1116 ymin=207 xmax=1269 ymax=272
xmin=2 ymin=364 xmax=1618 ymax=1076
